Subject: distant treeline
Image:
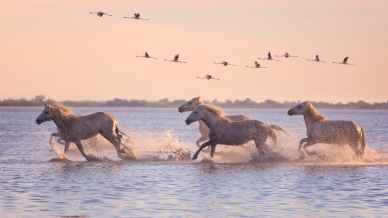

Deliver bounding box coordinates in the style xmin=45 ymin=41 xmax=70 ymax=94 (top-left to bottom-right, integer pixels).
xmin=1 ymin=95 xmax=388 ymax=109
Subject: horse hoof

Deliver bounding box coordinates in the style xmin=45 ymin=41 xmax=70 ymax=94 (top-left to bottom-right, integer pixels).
xmin=86 ymin=155 xmax=99 ymax=161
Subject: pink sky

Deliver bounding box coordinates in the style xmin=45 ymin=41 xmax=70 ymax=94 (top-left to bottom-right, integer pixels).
xmin=1 ymin=0 xmax=387 ymax=102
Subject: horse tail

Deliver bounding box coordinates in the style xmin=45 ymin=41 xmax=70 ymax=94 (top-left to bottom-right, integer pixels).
xmin=360 ymin=128 xmax=367 ymax=156
xmin=116 ymin=127 xmax=129 ymax=137
xmin=269 ymin=124 xmax=288 ymax=135
xmin=267 ymin=127 xmax=278 ymax=146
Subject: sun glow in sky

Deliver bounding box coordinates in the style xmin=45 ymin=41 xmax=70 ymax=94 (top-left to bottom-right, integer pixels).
xmin=1 ymin=0 xmax=387 ymax=102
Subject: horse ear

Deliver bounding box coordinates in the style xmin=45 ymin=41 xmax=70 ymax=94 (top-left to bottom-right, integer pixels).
xmin=45 ymin=103 xmax=54 ymax=111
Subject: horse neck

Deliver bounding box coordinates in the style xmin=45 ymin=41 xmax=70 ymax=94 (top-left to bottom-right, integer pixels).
xmin=303 ymin=108 xmax=325 ymax=131
xmin=201 ymin=111 xmax=229 ymax=130
xmin=52 ymin=111 xmax=77 ymax=133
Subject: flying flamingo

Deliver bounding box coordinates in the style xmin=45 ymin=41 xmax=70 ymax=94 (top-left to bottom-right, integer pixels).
xmin=136 ymin=52 xmax=157 ymax=59
xmin=164 ymin=54 xmax=187 ymax=63
xmin=306 ymin=54 xmax=326 ymax=63
xmin=246 ymin=61 xmax=267 ymax=69
xmin=214 ymin=60 xmax=237 ymax=67
xmin=123 ymin=13 xmax=150 ymax=20
xmin=258 ymin=52 xmax=280 ymax=61
xmin=333 ymin=57 xmax=352 ymax=65
xmin=89 ymin=11 xmax=112 ymax=17
xmin=275 ymin=52 xmax=298 ymax=58
xmin=196 ymin=74 xmax=220 ymax=80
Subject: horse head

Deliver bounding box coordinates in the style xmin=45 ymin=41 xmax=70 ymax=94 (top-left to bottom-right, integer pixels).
xmin=36 ymin=103 xmax=72 ymax=125
xmin=287 ymin=102 xmax=314 ymax=116
xmin=36 ymin=104 xmax=56 ymax=124
xmin=178 ymin=97 xmax=202 ymax=113
xmin=185 ymin=105 xmax=207 ymax=125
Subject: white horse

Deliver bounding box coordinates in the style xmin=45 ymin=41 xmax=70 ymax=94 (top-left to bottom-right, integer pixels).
xmin=185 ymin=104 xmax=285 ymax=160
xmin=288 ymin=102 xmax=366 ymax=157
xmin=178 ymin=97 xmax=248 ymax=146
xmin=36 ymin=103 xmax=135 ymax=161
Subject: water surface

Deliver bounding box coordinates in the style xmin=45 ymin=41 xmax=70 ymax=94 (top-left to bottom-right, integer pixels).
xmin=1 ymin=107 xmax=388 ymax=218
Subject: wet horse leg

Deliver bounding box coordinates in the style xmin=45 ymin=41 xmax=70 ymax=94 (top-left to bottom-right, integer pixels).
xmin=196 ymin=135 xmax=209 ymax=147
xmin=254 ymin=136 xmax=267 ymax=156
xmin=101 ymin=132 xmax=135 ymax=160
xmin=301 ymin=140 xmax=318 ymax=157
xmin=299 ymin=138 xmax=308 ymax=150
xmin=210 ymin=144 xmax=217 ymax=158
xmin=74 ymin=140 xmax=96 ymax=161
xmin=192 ymin=141 xmax=212 ymax=160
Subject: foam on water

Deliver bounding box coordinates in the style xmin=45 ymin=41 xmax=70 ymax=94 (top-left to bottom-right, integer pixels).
xmin=49 ymin=130 xmax=388 ymax=166
xmin=49 ymin=130 xmax=192 ymax=162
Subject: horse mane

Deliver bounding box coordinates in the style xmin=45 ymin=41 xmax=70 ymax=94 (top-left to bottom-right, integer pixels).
xmin=200 ymin=104 xmax=225 ymax=117
xmin=306 ymin=103 xmax=326 ymax=122
xmin=49 ymin=102 xmax=74 ymax=117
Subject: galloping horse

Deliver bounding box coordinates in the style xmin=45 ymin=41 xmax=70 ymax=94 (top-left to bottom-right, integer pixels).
xmin=36 ymin=103 xmax=135 ymax=161
xmin=178 ymin=97 xmax=248 ymax=146
xmin=288 ymin=102 xmax=366 ymax=157
xmin=185 ymin=105 xmax=286 ymax=160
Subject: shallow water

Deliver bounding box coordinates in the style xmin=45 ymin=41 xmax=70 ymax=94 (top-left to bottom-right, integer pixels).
xmin=1 ymin=107 xmax=388 ymax=217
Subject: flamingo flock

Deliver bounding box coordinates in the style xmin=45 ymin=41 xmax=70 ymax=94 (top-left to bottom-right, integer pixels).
xmin=90 ymin=10 xmax=353 ymax=81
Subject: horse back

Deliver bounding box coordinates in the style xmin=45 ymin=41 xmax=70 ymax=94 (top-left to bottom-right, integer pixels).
xmin=76 ymin=112 xmax=117 ymax=133
xmin=209 ymin=120 xmax=258 ymax=145
xmin=225 ymin=114 xmax=250 ymax=122
xmin=312 ymin=120 xmax=363 ymax=144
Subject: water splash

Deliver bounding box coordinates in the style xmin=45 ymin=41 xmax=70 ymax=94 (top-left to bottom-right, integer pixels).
xmin=49 ymin=130 xmax=388 ymax=166
xmin=49 ymin=130 xmax=191 ymax=162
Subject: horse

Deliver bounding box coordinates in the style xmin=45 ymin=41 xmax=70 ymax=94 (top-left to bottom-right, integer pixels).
xmin=178 ymin=97 xmax=248 ymax=146
xmin=36 ymin=103 xmax=135 ymax=161
xmin=287 ymin=102 xmax=366 ymax=158
xmin=185 ymin=104 xmax=285 ymax=160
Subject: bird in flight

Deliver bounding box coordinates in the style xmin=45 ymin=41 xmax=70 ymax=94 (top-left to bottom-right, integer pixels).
xmin=123 ymin=13 xmax=150 ymax=20
xmin=333 ymin=57 xmax=352 ymax=65
xmin=246 ymin=61 xmax=266 ymax=69
xmin=164 ymin=54 xmax=187 ymax=63
xmin=306 ymin=54 xmax=326 ymax=63
xmin=197 ymin=74 xmax=220 ymax=80
xmin=136 ymin=52 xmax=157 ymax=59
xmin=89 ymin=11 xmax=112 ymax=17
xmin=275 ymin=52 xmax=298 ymax=58
xmin=214 ymin=60 xmax=237 ymax=67
xmin=258 ymin=52 xmax=280 ymax=61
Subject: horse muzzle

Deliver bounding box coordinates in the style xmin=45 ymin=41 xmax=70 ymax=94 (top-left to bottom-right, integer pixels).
xmin=185 ymin=118 xmax=194 ymax=125
xmin=178 ymin=106 xmax=186 ymax=113
xmin=36 ymin=118 xmax=43 ymax=125
xmin=287 ymin=109 xmax=295 ymax=116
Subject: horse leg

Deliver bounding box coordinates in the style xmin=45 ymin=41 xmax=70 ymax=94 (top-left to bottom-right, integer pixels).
xmin=254 ymin=138 xmax=266 ymax=156
xmin=299 ymin=138 xmax=308 ymax=150
xmin=301 ymin=141 xmax=318 ymax=157
xmin=210 ymin=144 xmax=217 ymax=158
xmin=192 ymin=141 xmax=212 ymax=160
xmin=49 ymin=133 xmax=58 ymax=145
xmin=196 ymin=135 xmax=209 ymax=147
xmin=101 ymin=132 xmax=135 ymax=160
xmin=64 ymin=141 xmax=70 ymax=152
xmin=75 ymin=141 xmax=96 ymax=161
